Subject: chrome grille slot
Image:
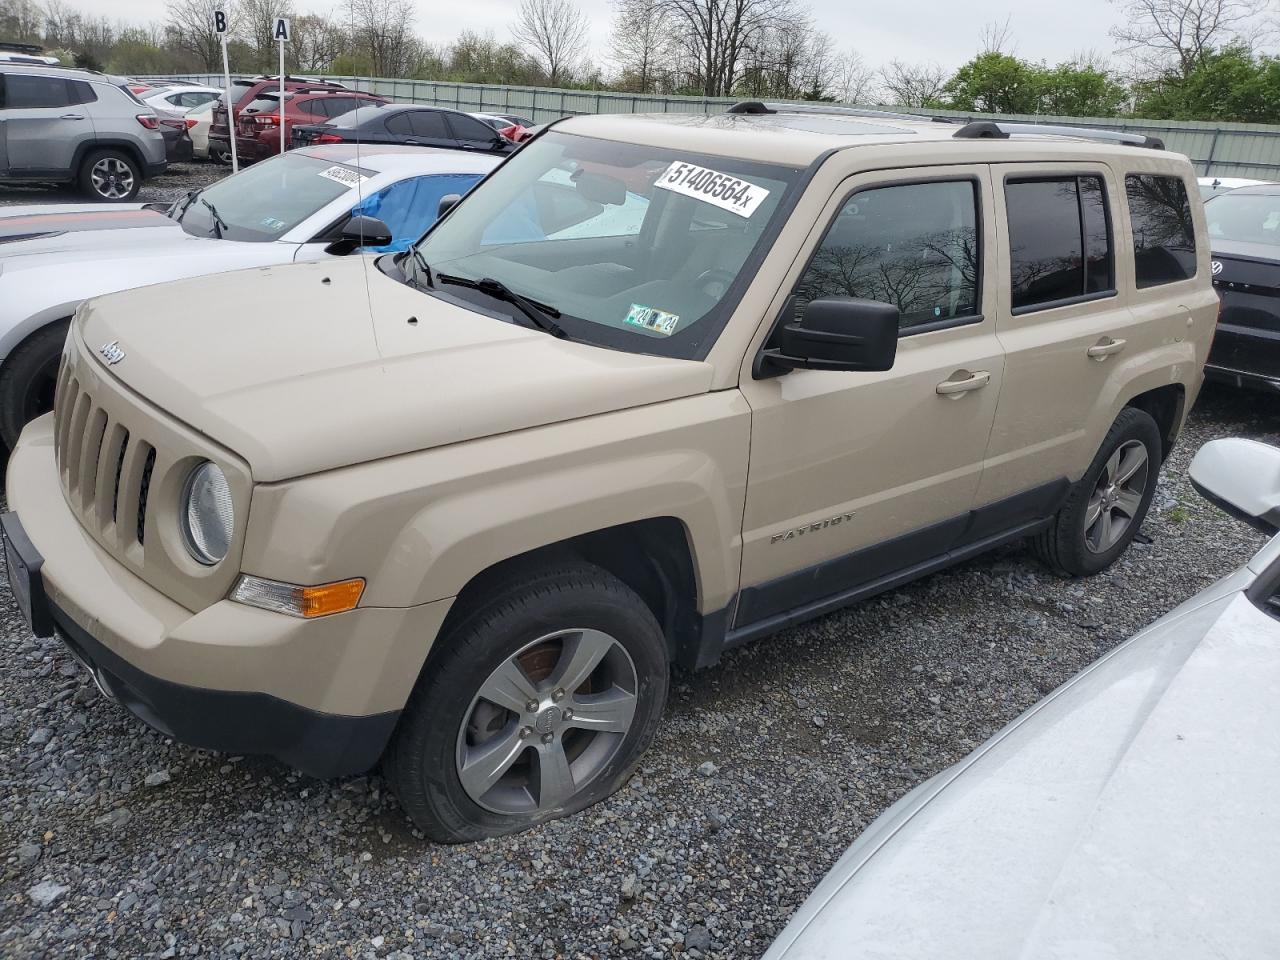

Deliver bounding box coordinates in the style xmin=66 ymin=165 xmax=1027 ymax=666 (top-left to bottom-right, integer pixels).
xmin=55 ymin=377 xmax=79 ymax=476
xmin=136 ymin=447 xmax=156 ymax=546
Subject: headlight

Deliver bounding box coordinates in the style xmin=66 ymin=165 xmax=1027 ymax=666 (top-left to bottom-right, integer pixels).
xmin=181 ymin=461 xmax=233 ymax=565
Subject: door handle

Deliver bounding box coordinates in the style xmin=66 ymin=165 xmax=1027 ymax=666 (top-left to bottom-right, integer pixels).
xmin=936 ymin=370 xmax=991 ymax=396
xmin=1087 ymin=337 xmax=1127 ymax=360
xmin=59 ymin=114 xmax=85 ymax=120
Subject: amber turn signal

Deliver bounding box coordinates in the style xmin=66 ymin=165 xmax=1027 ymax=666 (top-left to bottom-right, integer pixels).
xmin=230 ymin=575 xmax=365 ymax=619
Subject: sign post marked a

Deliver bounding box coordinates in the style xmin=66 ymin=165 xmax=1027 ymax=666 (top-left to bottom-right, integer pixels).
xmin=274 ymin=18 xmax=290 ymax=157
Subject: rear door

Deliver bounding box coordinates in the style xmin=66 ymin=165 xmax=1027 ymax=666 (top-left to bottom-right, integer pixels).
xmin=1 ymin=72 xmax=95 ymax=174
xmin=978 ymin=164 xmax=1162 ymax=505
xmin=445 ymin=112 xmax=508 ymax=154
xmin=385 ymin=109 xmax=453 ymax=149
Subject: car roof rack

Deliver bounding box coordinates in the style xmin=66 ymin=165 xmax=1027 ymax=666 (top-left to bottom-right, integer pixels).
xmin=953 ymin=119 xmax=1164 ymax=150
xmin=0 ymin=41 xmax=45 ymax=54
xmin=726 ymin=100 xmax=948 ymax=124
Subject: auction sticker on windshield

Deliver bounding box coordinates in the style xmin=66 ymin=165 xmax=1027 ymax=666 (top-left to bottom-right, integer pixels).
xmin=318 ymin=165 xmax=369 ymax=188
xmin=654 ymin=162 xmax=770 ymax=218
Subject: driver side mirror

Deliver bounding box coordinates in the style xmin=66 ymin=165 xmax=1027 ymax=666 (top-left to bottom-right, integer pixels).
xmin=437 ymin=193 xmax=462 ymax=219
xmin=760 ymin=298 xmax=899 ymax=375
xmin=1190 ymin=438 xmax=1280 ymax=534
xmin=325 ymin=214 xmax=393 ymax=256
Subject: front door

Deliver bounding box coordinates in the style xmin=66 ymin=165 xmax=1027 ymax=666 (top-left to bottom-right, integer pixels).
xmin=736 ymin=165 xmax=1004 ymax=629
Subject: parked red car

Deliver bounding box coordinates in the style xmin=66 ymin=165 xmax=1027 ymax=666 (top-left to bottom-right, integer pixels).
xmin=208 ymin=75 xmax=353 ymax=162
xmin=234 ymin=90 xmax=387 ymax=162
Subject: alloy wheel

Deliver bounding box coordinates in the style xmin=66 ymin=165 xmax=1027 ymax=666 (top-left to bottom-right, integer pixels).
xmin=455 ymin=628 xmax=638 ymax=815
xmin=1084 ymin=439 xmax=1149 ymax=553
xmin=90 ymin=157 xmax=135 ymax=200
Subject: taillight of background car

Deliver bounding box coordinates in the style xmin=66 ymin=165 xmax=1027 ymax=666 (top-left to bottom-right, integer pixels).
xmin=136 ymin=114 xmax=159 ymax=129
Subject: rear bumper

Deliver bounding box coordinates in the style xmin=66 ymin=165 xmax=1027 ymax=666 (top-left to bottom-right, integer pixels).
xmin=143 ymin=160 xmax=168 ymax=179
xmin=1206 ymin=322 xmax=1280 ymax=392
xmin=234 ymin=135 xmax=277 ymax=162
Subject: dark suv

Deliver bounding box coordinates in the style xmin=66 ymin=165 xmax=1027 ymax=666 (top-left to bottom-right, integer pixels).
xmin=0 ymin=64 xmax=167 ymax=200
xmin=208 ymin=75 xmax=349 ymax=163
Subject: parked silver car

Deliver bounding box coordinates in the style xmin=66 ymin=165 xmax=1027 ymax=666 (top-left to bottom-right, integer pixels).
xmin=0 ymin=144 xmax=499 ymax=445
xmin=764 ymin=436 xmax=1280 ymax=959
xmin=0 ymin=64 xmax=167 ymax=201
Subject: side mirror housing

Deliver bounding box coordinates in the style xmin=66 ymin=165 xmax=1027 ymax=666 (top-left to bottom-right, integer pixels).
xmin=1189 ymin=438 xmax=1280 ymax=534
xmin=437 ymin=193 xmax=462 ymax=220
xmin=325 ymin=214 xmax=393 ymax=256
xmin=760 ymin=297 xmax=899 ymax=375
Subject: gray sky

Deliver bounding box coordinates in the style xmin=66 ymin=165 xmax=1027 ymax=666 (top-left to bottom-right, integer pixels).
xmin=76 ymin=0 xmax=1131 ymax=74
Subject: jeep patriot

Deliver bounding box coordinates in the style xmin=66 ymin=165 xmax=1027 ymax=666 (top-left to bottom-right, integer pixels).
xmin=3 ymin=104 xmax=1218 ymax=841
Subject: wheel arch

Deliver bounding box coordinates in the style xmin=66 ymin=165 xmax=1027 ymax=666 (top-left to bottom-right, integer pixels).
xmin=71 ymin=140 xmax=147 ymax=180
xmin=1123 ymin=382 xmax=1186 ymax=461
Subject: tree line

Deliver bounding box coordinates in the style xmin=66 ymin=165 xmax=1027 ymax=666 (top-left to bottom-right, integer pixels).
xmin=1 ymin=0 xmax=1278 ymax=122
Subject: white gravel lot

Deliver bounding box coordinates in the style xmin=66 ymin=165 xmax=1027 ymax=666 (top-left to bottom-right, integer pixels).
xmin=0 ymin=375 xmax=1277 ymax=959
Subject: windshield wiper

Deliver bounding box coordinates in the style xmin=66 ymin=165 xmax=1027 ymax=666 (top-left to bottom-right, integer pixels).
xmin=399 ymin=247 xmax=434 ymax=290
xmin=436 ymin=273 xmax=567 ymax=339
xmin=199 ymin=197 xmax=227 ymax=239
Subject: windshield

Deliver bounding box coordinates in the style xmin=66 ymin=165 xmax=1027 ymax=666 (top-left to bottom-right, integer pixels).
xmin=176 ymin=152 xmax=372 ymax=241
xmin=414 ymin=131 xmax=801 ymax=358
xmin=1206 ymin=192 xmax=1280 ymax=247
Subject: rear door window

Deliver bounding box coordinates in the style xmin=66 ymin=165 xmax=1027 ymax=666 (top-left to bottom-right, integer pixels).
xmin=3 ymin=73 xmax=75 ymax=108
xmin=447 ymin=113 xmax=498 ymax=144
xmin=1126 ymin=174 xmax=1197 ymax=287
xmin=408 ymin=110 xmax=451 ymax=140
xmin=1006 ymin=175 xmax=1114 ymax=312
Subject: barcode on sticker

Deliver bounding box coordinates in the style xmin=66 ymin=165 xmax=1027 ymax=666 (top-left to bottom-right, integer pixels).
xmin=654 ymin=162 xmax=770 ymax=218
xmin=318 ymin=165 xmax=368 ymax=187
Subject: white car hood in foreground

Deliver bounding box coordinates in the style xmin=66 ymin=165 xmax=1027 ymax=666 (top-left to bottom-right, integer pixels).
xmin=767 ymin=542 xmax=1280 ymax=960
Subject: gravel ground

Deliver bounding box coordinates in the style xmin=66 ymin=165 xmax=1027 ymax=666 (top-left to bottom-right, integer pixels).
xmin=0 ymin=161 xmax=229 ymax=207
xmin=1 ymin=384 xmax=1277 ymax=960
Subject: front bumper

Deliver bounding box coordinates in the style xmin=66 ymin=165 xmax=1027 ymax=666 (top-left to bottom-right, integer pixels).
xmin=4 ymin=416 xmax=454 ymax=778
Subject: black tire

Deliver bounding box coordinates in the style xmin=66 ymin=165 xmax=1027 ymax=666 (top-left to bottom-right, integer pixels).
xmin=386 ymin=562 xmax=669 ymax=843
xmin=1033 ymin=406 xmax=1162 ymax=576
xmin=78 ymin=148 xmax=141 ymax=201
xmin=210 ymin=143 xmax=232 ymax=165
xmin=0 ymin=319 xmax=71 ymax=449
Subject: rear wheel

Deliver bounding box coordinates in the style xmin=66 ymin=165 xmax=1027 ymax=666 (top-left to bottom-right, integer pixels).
xmin=0 ymin=319 xmax=71 ymax=448
xmin=78 ymin=149 xmax=140 ymax=201
xmin=210 ymin=142 xmax=232 ymax=165
xmin=1033 ymin=407 xmax=1162 ymax=576
xmin=386 ymin=563 xmax=668 ymax=842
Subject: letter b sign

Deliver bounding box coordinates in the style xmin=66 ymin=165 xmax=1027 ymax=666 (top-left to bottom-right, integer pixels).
xmin=213 ymin=9 xmax=228 ymax=32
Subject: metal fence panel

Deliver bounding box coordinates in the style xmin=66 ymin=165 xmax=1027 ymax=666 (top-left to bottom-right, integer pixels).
xmin=156 ymin=73 xmax=1280 ymax=177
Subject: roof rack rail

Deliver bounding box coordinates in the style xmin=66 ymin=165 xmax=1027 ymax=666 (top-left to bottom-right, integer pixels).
xmin=953 ymin=120 xmax=1164 ymax=150
xmin=726 ymin=100 xmax=939 ymax=123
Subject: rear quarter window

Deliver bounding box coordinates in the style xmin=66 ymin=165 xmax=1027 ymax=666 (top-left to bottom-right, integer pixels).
xmin=1126 ymin=174 xmax=1197 ymax=287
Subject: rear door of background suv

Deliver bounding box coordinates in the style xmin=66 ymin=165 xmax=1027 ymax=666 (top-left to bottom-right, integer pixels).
xmin=0 ymin=72 xmax=95 ymax=174
xmin=735 ymin=164 xmax=1005 ymax=628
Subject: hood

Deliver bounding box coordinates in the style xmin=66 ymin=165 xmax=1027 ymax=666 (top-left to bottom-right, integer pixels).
xmin=77 ymin=258 xmax=715 ymax=481
xmin=0 ymin=204 xmax=182 ymax=258
xmin=1210 ymin=237 xmax=1280 ymax=266
xmin=767 ymin=572 xmax=1280 ymax=959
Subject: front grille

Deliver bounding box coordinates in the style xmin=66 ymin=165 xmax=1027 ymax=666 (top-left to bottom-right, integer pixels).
xmin=55 ymin=376 xmax=156 ymax=552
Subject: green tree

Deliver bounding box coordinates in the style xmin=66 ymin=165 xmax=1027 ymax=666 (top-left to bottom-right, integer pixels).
xmin=1039 ymin=63 xmax=1127 ymax=116
xmin=1135 ymin=46 xmax=1280 ymax=121
xmin=942 ymin=52 xmax=1042 ymax=113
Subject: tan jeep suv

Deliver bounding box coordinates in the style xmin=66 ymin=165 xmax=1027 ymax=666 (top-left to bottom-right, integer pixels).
xmin=2 ymin=104 xmax=1217 ymax=842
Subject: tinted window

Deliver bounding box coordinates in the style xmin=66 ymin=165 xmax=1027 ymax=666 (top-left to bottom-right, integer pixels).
xmin=3 ymin=73 xmax=74 ymax=108
xmin=330 ymin=105 xmax=385 ymax=129
xmin=409 ymin=110 xmax=450 ymax=139
xmin=793 ymin=179 xmax=980 ymax=330
xmin=448 ymin=113 xmax=498 ymax=142
xmin=296 ymin=97 xmax=330 ymax=117
xmin=384 ymin=112 xmax=414 ymax=136
xmin=1126 ymin=174 xmax=1196 ymax=287
xmin=1006 ymin=175 xmax=1113 ymax=311
xmin=68 ymin=80 xmax=96 ymax=105
xmin=243 ymin=95 xmax=282 ymax=114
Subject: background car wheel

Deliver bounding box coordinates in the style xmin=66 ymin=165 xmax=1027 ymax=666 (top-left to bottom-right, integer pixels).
xmin=0 ymin=319 xmax=71 ymax=449
xmin=1033 ymin=406 xmax=1162 ymax=576
xmin=386 ymin=562 xmax=669 ymax=843
xmin=210 ymin=144 xmax=231 ymax=165
xmin=78 ymin=149 xmax=141 ymax=201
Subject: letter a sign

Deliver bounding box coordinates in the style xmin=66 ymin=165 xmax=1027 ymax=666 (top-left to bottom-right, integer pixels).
xmin=273 ymin=17 xmax=290 ymax=41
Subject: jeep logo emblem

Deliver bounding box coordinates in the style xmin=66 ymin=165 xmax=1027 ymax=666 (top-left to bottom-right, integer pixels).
xmin=99 ymin=340 xmax=125 ymax=365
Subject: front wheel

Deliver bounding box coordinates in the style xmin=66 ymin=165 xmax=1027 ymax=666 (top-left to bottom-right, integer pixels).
xmin=1033 ymin=406 xmax=1162 ymax=576
xmin=0 ymin=319 xmax=71 ymax=448
xmin=386 ymin=563 xmax=669 ymax=842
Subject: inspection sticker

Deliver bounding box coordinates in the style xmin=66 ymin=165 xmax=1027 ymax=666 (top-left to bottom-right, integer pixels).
xmin=624 ymin=303 xmax=680 ymax=336
xmin=318 ymin=165 xmax=369 ymax=188
xmin=654 ymin=161 xmax=770 ymax=218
